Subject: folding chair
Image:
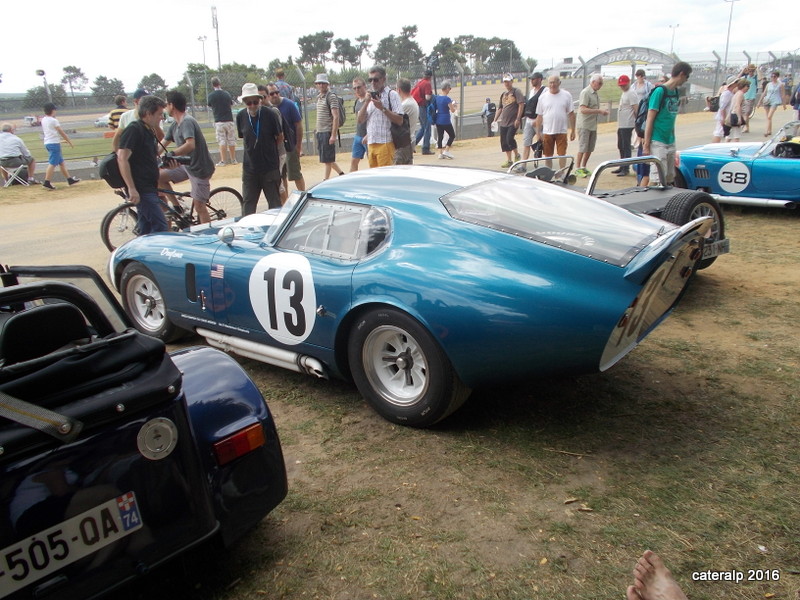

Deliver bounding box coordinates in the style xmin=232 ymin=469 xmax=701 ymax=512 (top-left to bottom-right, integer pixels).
xmin=1 ymin=163 xmax=29 ymax=187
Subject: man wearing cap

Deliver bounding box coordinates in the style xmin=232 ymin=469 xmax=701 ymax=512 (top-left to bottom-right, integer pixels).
xmin=495 ymin=74 xmax=525 ymax=168
xmin=411 ymin=70 xmax=434 ymax=154
xmin=575 ymin=74 xmax=609 ymax=177
xmin=236 ymin=83 xmax=284 ymax=215
xmin=712 ymin=76 xmax=738 ymax=143
xmin=314 ymin=73 xmax=344 ymax=179
xmin=521 ymin=72 xmax=545 ymax=162
xmin=613 ymin=75 xmax=638 ymax=176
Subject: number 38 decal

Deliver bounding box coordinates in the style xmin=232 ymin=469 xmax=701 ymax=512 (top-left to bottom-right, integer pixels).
xmin=249 ymin=254 xmax=317 ymax=345
xmin=717 ymin=162 xmax=750 ymax=194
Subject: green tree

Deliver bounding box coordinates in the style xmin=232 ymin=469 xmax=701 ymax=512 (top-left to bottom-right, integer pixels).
xmin=298 ymin=31 xmax=333 ymax=69
xmin=91 ymin=76 xmax=125 ymax=104
xmin=24 ymin=84 xmax=67 ymax=110
xmin=355 ymin=34 xmax=372 ymax=70
xmin=332 ymin=38 xmax=360 ymax=69
xmin=137 ymin=73 xmax=168 ymax=96
xmin=396 ymin=25 xmax=424 ymax=70
xmin=373 ymin=35 xmax=398 ymax=68
xmin=432 ymin=38 xmax=467 ymax=71
xmin=61 ymin=65 xmax=88 ymax=107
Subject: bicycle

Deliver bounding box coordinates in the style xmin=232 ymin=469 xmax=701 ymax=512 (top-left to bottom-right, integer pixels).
xmin=100 ymin=186 xmax=243 ymax=251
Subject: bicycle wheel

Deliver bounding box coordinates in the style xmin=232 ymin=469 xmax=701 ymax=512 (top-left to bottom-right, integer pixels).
xmin=208 ymin=186 xmax=243 ymax=221
xmin=101 ymin=202 xmax=139 ymax=251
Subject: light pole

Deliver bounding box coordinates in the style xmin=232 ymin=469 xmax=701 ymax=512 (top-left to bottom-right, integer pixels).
xmin=722 ymin=0 xmax=740 ymax=72
xmin=35 ymin=69 xmax=53 ymax=103
xmin=669 ymin=24 xmax=679 ymax=55
xmin=198 ymin=36 xmax=209 ymax=112
xmin=211 ymin=6 xmax=221 ymax=69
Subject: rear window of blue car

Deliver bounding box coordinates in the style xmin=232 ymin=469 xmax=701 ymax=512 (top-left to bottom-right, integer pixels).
xmin=441 ymin=176 xmax=670 ymax=267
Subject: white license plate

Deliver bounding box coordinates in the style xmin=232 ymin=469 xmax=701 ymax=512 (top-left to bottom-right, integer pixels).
xmin=703 ymin=238 xmax=730 ymax=259
xmin=0 ymin=492 xmax=143 ymax=598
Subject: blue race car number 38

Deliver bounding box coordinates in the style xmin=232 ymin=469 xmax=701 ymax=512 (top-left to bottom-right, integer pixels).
xmin=249 ymin=255 xmax=317 ymax=345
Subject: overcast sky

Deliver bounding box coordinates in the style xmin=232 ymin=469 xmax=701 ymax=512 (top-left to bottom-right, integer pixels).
xmin=1 ymin=0 xmax=795 ymax=94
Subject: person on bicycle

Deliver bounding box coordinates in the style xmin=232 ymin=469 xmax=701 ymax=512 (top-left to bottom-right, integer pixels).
xmin=159 ymin=91 xmax=216 ymax=223
xmin=117 ymin=96 xmax=169 ymax=235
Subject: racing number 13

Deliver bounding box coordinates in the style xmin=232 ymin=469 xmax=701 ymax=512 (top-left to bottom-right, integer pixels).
xmin=264 ymin=267 xmax=305 ymax=337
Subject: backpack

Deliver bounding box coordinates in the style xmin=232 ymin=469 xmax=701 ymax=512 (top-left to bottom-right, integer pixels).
xmin=706 ymin=95 xmax=720 ymax=112
xmin=98 ymin=152 xmax=125 ymax=189
xmin=634 ymin=84 xmax=665 ymax=139
xmin=523 ymin=87 xmax=544 ymax=119
xmin=327 ymin=91 xmax=346 ymax=128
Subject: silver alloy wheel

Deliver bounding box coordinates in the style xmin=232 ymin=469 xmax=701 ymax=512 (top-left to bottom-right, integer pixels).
xmin=125 ymin=273 xmax=167 ymax=334
xmin=689 ymin=201 xmax=721 ymax=241
xmin=361 ymin=324 xmax=429 ymax=407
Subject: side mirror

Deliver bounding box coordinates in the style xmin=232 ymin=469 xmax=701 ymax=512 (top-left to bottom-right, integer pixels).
xmin=218 ymin=226 xmax=235 ymax=245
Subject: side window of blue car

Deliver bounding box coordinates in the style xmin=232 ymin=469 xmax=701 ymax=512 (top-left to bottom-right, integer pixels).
xmin=277 ymin=200 xmax=389 ymax=260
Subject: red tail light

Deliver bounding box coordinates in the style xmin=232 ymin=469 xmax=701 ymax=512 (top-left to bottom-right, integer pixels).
xmin=213 ymin=423 xmax=265 ymax=466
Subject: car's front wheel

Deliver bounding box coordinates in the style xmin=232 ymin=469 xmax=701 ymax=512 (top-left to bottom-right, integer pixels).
xmin=348 ymin=308 xmax=471 ymax=427
xmin=662 ymin=191 xmax=725 ymax=270
xmin=120 ymin=263 xmax=183 ymax=342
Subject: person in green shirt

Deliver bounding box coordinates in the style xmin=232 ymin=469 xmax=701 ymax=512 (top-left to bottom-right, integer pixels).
xmin=643 ymin=61 xmax=693 ymax=186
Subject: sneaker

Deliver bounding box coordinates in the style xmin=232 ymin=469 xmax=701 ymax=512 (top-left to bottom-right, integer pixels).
xmin=28 ymin=178 xmax=41 ymax=185
xmin=421 ymin=150 xmax=435 ymax=155
xmin=610 ymin=168 xmax=623 ymax=174
xmin=229 ymin=160 xmax=238 ymax=165
xmin=616 ymin=170 xmax=630 ymax=177
xmin=67 ymin=177 xmax=80 ymax=185
xmin=501 ymin=160 xmax=513 ymax=168
xmin=216 ymin=161 xmax=227 ymax=167
xmin=514 ymin=152 xmax=521 ymax=162
xmin=438 ymin=154 xmax=446 ymax=159
xmin=42 ymin=181 xmax=55 ymax=190
xmin=442 ymin=151 xmax=454 ymax=159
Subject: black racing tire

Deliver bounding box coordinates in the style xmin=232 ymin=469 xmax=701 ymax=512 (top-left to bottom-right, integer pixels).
xmin=120 ymin=263 xmax=183 ymax=342
xmin=208 ymin=186 xmax=243 ymax=221
xmin=348 ymin=308 xmax=471 ymax=428
xmin=101 ymin=203 xmax=139 ymax=251
xmin=662 ymin=191 xmax=725 ymax=270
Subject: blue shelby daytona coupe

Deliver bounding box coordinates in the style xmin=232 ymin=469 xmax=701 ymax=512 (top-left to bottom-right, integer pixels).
xmin=0 ymin=265 xmax=287 ymax=599
xmin=110 ymin=166 xmax=713 ymax=427
xmin=676 ymin=120 xmax=799 ymax=209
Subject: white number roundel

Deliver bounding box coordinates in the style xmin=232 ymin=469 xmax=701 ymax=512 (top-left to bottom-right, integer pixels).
xmin=717 ymin=162 xmax=750 ymax=194
xmin=249 ymin=254 xmax=317 ymax=345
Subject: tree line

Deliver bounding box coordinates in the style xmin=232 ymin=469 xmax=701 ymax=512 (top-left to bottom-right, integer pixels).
xmin=19 ymin=25 xmax=535 ymax=109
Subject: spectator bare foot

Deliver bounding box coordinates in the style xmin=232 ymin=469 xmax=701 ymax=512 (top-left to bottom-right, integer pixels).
xmin=626 ymin=550 xmax=688 ymax=600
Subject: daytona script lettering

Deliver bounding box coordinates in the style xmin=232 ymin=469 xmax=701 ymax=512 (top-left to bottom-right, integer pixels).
xmin=691 ymin=569 xmax=780 ymax=583
xmin=160 ymin=248 xmax=184 ymax=260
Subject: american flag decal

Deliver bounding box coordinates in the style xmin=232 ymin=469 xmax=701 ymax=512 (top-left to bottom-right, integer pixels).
xmin=211 ymin=264 xmax=225 ymax=279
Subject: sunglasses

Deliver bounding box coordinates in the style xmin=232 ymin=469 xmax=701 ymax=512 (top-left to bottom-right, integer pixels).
xmin=244 ymin=99 xmax=261 ymax=106
xmin=269 ymin=91 xmax=280 ymax=96
xmin=367 ymin=77 xmax=380 ymax=83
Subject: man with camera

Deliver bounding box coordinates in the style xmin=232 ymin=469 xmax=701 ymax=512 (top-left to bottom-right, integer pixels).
xmin=117 ymin=95 xmax=169 ymax=235
xmin=356 ymin=65 xmax=404 ymax=167
xmin=160 ymin=91 xmax=216 ymax=223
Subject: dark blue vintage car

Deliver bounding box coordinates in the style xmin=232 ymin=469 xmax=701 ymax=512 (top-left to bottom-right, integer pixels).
xmin=0 ymin=265 xmax=287 ymax=600
xmin=676 ymin=120 xmax=800 ymax=209
xmin=109 ymin=166 xmax=713 ymax=428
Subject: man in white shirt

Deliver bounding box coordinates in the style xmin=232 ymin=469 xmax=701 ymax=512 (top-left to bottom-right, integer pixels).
xmin=534 ymin=76 xmax=576 ymax=169
xmin=40 ymin=103 xmax=79 ymax=190
xmin=395 ymin=78 xmax=419 ymax=165
xmin=0 ymin=123 xmax=39 ymax=184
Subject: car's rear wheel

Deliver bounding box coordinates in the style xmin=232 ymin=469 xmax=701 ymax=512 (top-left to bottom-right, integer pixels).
xmin=662 ymin=191 xmax=725 ymax=270
xmin=348 ymin=308 xmax=471 ymax=427
xmin=120 ymin=263 xmax=183 ymax=342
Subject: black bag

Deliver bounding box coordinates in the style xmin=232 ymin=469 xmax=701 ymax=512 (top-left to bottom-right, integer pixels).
xmin=728 ymin=112 xmax=739 ymax=126
xmin=98 ymin=152 xmax=125 ymax=189
xmin=523 ymin=87 xmax=544 ymax=119
xmin=387 ymin=94 xmax=411 ymax=149
xmin=707 ymin=95 xmax=720 ymax=112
